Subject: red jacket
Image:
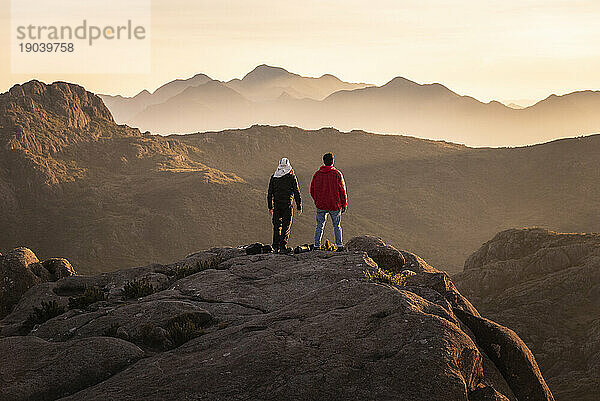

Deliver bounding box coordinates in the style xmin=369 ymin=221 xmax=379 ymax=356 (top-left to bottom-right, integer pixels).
xmin=310 ymin=166 xmax=347 ymax=211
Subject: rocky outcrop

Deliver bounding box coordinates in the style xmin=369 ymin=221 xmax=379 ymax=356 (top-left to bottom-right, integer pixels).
xmin=454 ymin=228 xmax=600 ymax=401
xmin=346 ymin=235 xmax=409 ymax=272
xmin=456 ymin=228 xmax=600 ymax=303
xmin=347 ymin=236 xmax=480 ymax=317
xmin=7 ymin=80 xmax=113 ymax=128
xmin=455 ymin=309 xmax=555 ymax=401
xmin=1 ymin=80 xmax=123 ymax=156
xmin=0 ymin=237 xmax=553 ymax=400
xmin=0 ymin=248 xmax=77 ymax=318
xmin=0 ymin=336 xmax=143 ymax=401
xmin=42 ymin=258 xmax=77 ymax=280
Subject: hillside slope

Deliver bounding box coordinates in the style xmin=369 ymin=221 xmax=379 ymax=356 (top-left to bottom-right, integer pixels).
xmin=454 ymin=228 xmax=600 ymax=401
xmin=0 ymin=237 xmax=554 ymax=400
xmin=175 ymin=125 xmax=600 ymax=272
xmin=0 ymin=81 xmax=266 ymax=273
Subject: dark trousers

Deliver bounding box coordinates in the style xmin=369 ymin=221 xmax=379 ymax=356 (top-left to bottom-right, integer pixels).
xmin=272 ymin=206 xmax=293 ymax=250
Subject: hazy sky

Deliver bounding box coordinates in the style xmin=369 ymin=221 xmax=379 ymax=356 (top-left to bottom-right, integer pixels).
xmin=1 ymin=0 xmax=599 ymax=103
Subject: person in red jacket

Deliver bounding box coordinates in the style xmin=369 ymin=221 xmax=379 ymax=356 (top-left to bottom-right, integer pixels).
xmin=310 ymin=153 xmax=347 ymax=251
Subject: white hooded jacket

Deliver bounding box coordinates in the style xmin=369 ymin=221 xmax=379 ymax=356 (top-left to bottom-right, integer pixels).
xmin=273 ymin=157 xmax=293 ymax=178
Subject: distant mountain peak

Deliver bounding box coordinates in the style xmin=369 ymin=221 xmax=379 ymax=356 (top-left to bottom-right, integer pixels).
xmin=382 ymin=76 xmax=420 ymax=88
xmin=378 ymin=78 xmax=459 ymax=99
xmin=134 ymin=89 xmax=151 ymax=98
xmin=319 ymin=73 xmax=342 ymax=82
xmin=191 ymin=73 xmax=210 ymax=80
xmin=242 ymin=64 xmax=294 ymax=82
xmin=487 ymin=100 xmax=507 ymax=108
xmin=152 ymin=73 xmax=212 ymax=95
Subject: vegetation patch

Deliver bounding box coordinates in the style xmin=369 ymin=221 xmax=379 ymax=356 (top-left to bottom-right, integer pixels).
xmin=103 ymin=322 xmax=121 ymax=337
xmin=166 ymin=315 xmax=206 ymax=348
xmin=364 ymin=268 xmax=415 ymax=286
xmin=68 ymin=286 xmax=106 ymax=310
xmin=22 ymin=300 xmax=66 ymax=333
xmin=320 ymin=239 xmax=337 ymax=251
xmin=103 ymin=322 xmax=130 ymax=340
xmin=172 ymin=257 xmax=221 ymax=280
xmin=122 ymin=279 xmax=156 ymax=300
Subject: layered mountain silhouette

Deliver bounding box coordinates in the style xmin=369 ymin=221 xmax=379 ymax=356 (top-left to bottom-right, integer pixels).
xmin=100 ymin=73 xmax=213 ymax=122
xmin=455 ymin=228 xmax=600 ymax=401
xmin=2 ymin=80 xmax=600 ymax=274
xmin=228 ymin=64 xmax=373 ymax=101
xmin=100 ymin=65 xmax=600 ymax=147
xmin=1 ymin=237 xmax=554 ymax=400
xmin=100 ymin=65 xmax=371 ymax=124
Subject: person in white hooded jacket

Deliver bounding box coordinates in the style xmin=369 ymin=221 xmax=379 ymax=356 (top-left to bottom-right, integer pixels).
xmin=267 ymin=158 xmax=302 ymax=253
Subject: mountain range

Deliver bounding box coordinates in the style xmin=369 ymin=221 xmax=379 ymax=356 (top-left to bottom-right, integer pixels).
xmin=2 ymin=80 xmax=600 ymax=275
xmin=100 ymin=65 xmax=600 ymax=147
xmin=100 ymin=65 xmax=372 ymax=124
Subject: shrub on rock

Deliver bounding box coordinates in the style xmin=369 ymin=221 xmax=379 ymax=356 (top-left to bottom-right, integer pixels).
xmin=122 ymin=279 xmax=155 ymax=299
xmin=68 ymin=287 xmax=106 ymax=310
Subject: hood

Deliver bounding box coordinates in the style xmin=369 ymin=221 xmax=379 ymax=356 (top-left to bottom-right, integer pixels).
xmin=274 ymin=157 xmax=293 ymax=178
xmin=318 ymin=165 xmax=336 ymax=173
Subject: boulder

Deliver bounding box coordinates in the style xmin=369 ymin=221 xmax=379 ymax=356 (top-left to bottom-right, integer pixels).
xmin=0 ymin=248 xmax=44 ymax=318
xmin=42 ymin=258 xmax=77 ymax=280
xmin=455 ymin=309 xmax=555 ymax=401
xmin=346 ymin=236 xmax=407 ymax=272
xmin=406 ymin=271 xmax=480 ymax=316
xmin=0 ymin=248 xmax=78 ymax=319
xmin=0 ymin=336 xmax=143 ymax=401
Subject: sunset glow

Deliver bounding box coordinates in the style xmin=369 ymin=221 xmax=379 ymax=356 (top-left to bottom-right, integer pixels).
xmin=1 ymin=0 xmax=599 ymax=103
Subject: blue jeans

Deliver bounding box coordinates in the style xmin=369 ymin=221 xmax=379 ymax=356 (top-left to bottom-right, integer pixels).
xmin=314 ymin=209 xmax=343 ymax=248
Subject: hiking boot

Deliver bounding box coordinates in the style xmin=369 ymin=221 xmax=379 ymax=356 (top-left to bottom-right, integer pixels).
xmin=282 ymin=247 xmax=293 ymax=255
xmin=336 ymin=246 xmax=346 ymax=252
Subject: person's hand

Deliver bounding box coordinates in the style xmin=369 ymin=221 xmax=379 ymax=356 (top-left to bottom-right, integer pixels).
xmin=341 ymin=207 xmax=347 ymax=214
xmin=298 ymin=209 xmax=303 ymax=215
xmin=269 ymin=209 xmax=273 ymax=215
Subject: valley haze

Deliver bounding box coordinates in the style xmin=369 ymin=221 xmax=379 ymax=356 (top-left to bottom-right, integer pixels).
xmin=100 ymin=64 xmax=600 ymax=147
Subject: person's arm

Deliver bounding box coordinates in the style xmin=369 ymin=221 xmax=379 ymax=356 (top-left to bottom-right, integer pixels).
xmin=338 ymin=171 xmax=347 ymax=210
xmin=267 ymin=176 xmax=274 ymax=211
xmin=292 ymin=175 xmax=302 ymax=211
xmin=310 ymin=173 xmax=316 ymax=200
